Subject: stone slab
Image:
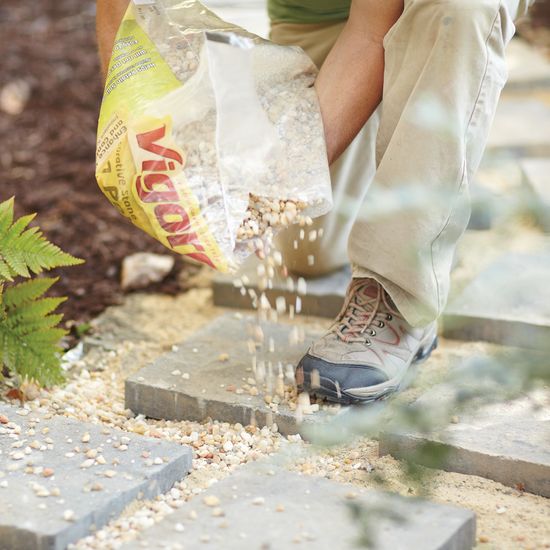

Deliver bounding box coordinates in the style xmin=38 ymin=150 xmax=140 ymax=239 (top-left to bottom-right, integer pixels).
xmin=0 ymin=404 xmax=192 ymax=550
xmin=487 ymin=96 xmax=550 ymax=158
xmin=380 ymin=392 xmax=550 ymax=497
xmin=124 ymin=462 xmax=476 ymax=550
xmin=505 ymin=38 xmax=550 ymax=90
xmin=212 ymin=256 xmax=350 ymax=318
xmin=126 ymin=314 xmax=328 ymax=435
xmin=521 ymin=158 xmax=550 ymax=231
xmin=443 ymin=250 xmax=550 ymax=348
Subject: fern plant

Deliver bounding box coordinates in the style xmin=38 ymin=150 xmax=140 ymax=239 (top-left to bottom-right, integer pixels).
xmin=0 ymin=197 xmax=83 ymax=386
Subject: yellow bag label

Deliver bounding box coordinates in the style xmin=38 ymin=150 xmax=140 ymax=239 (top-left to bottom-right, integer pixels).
xmin=95 ymin=4 xmax=229 ymax=272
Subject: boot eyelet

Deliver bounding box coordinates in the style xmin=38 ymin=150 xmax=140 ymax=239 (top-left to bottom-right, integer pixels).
xmin=378 ymin=321 xmax=385 ymax=328
xmin=369 ymin=329 xmax=376 ymax=336
xmin=386 ymin=314 xmax=393 ymax=321
xmin=365 ymin=339 xmax=372 ymax=346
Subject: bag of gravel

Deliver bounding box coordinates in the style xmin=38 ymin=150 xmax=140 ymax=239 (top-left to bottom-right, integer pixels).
xmin=95 ymin=0 xmax=332 ymax=272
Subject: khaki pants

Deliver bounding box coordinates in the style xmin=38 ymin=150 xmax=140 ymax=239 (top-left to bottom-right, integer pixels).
xmin=271 ymin=0 xmax=534 ymax=327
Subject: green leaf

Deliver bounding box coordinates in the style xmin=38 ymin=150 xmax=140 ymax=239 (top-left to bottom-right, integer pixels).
xmin=0 ymin=198 xmax=84 ymax=280
xmin=2 ymin=278 xmax=58 ymax=308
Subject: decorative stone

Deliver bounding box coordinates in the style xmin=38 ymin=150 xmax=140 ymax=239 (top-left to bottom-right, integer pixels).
xmin=122 ymin=462 xmax=476 ymax=550
xmin=0 ymin=403 xmax=192 ymax=550
xmin=125 ymin=314 xmax=329 ymax=435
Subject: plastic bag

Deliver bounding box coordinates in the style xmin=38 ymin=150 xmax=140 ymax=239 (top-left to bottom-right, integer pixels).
xmin=95 ymin=0 xmax=332 ymax=272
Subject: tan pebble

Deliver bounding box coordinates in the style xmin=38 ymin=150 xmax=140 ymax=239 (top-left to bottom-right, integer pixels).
xmin=218 ymin=353 xmax=230 ymax=362
xmin=275 ymin=504 xmax=285 ymax=512
xmin=104 ymin=470 xmax=117 ymax=478
xmin=212 ymin=507 xmax=224 ymax=517
xmin=0 ymin=415 xmax=8 ymax=424
xmin=91 ymin=483 xmax=104 ymax=492
xmin=81 ymin=432 xmax=90 ymax=444
xmin=252 ymin=497 xmax=265 ymax=506
xmin=203 ymin=495 xmax=220 ymax=507
xmin=42 ymin=468 xmax=54 ymax=478
xmin=63 ymin=509 xmax=75 ymax=522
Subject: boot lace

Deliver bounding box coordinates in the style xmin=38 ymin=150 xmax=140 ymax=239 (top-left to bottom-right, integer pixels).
xmin=332 ymin=279 xmax=393 ymax=344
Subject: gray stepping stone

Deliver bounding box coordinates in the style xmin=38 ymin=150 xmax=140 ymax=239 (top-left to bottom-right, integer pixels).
xmin=487 ymin=96 xmax=550 ymax=158
xmin=505 ymin=38 xmax=550 ymax=90
xmin=380 ymin=391 xmax=550 ymax=497
xmin=0 ymin=403 xmax=192 ymax=550
xmin=521 ymin=158 xmax=550 ymax=231
xmin=126 ymin=314 xmax=327 ymax=435
xmin=443 ymin=250 xmax=550 ymax=348
xmin=212 ymin=256 xmax=350 ymax=318
xmin=123 ymin=462 xmax=476 ymax=550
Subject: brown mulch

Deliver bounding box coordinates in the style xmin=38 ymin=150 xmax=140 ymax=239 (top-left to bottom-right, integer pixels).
xmin=0 ymin=0 xmax=191 ymax=327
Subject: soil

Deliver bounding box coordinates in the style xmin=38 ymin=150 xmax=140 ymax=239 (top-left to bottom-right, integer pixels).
xmin=0 ymin=0 xmax=192 ymax=328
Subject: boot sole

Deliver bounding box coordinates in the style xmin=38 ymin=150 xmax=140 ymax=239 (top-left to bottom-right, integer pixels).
xmin=297 ymin=336 xmax=439 ymax=406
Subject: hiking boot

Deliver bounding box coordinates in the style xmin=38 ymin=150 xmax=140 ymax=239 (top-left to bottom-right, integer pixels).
xmin=296 ymin=278 xmax=438 ymax=405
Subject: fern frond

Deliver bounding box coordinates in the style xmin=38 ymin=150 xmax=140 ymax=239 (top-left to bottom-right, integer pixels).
xmin=2 ymin=277 xmax=58 ymax=308
xmin=0 ymin=198 xmax=83 ymax=281
xmin=0 ymin=279 xmax=67 ymax=386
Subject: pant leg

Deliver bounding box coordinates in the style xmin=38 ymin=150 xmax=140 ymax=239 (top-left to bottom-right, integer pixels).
xmin=349 ymin=0 xmax=531 ymax=327
xmin=270 ymin=21 xmax=379 ymax=277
